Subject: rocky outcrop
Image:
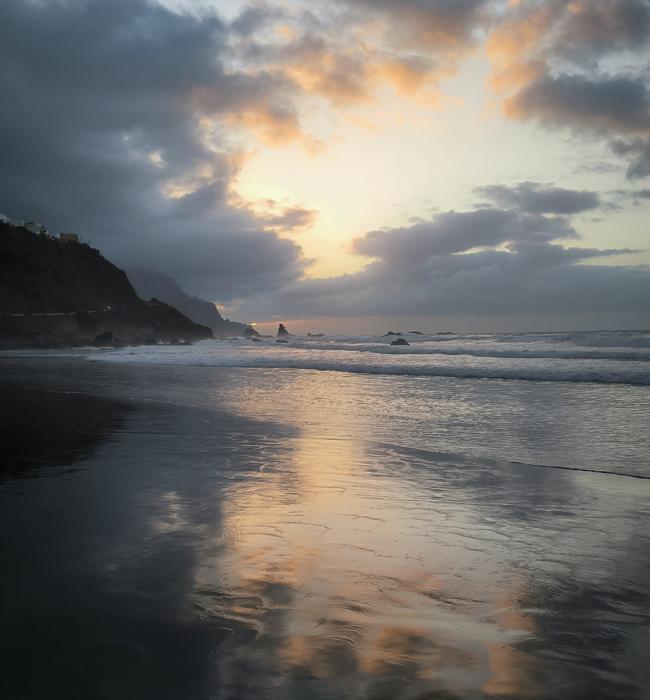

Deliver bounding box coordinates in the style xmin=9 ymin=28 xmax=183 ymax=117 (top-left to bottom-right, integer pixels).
xmin=277 ymin=323 xmax=290 ymax=337
xmin=390 ymin=338 xmax=410 ymax=346
xmin=383 ymin=331 xmax=402 ymax=336
xmin=127 ymin=268 xmax=246 ymax=337
xmin=244 ymin=325 xmax=261 ymax=338
xmin=0 ymin=223 xmax=212 ymax=348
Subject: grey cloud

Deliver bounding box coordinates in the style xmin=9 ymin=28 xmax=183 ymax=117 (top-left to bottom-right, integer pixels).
xmin=553 ymin=0 xmax=650 ymax=64
xmin=236 ymin=205 xmax=649 ymax=321
xmin=230 ymin=3 xmax=288 ymax=36
xmin=261 ymin=206 xmax=317 ymax=232
xmin=492 ymin=1 xmax=650 ymax=179
xmin=0 ymin=0 xmax=308 ymax=301
xmin=611 ymin=138 xmax=650 ymax=178
xmin=475 ymin=182 xmax=601 ymax=214
xmin=352 ymin=208 xmax=575 ymax=263
xmin=506 ymin=73 xmax=650 ymax=134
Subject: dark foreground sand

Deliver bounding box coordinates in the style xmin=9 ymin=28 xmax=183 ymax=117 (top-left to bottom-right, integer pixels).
xmin=1 ymin=357 xmax=649 ymax=699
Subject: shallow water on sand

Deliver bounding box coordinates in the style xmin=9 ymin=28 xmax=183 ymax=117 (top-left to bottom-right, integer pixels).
xmin=1 ymin=358 xmax=649 ymax=699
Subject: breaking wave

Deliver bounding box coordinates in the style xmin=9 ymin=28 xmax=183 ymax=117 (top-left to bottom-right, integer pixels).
xmin=88 ymin=331 xmax=650 ymax=386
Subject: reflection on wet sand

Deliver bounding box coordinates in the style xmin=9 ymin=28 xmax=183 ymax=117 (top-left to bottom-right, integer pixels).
xmin=1 ymin=362 xmax=649 ymax=699
xmin=195 ymin=435 xmax=543 ymax=698
xmin=0 ymin=382 xmax=130 ymax=478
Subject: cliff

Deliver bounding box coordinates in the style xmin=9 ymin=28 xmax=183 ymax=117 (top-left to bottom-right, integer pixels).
xmin=0 ymin=223 xmax=212 ymax=347
xmin=127 ymin=268 xmax=247 ymax=337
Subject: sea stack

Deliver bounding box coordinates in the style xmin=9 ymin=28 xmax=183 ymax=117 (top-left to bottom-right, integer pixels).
xmin=277 ymin=323 xmax=290 ymax=338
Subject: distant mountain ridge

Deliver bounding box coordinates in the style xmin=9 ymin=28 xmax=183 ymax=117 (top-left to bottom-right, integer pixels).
xmin=127 ymin=268 xmax=247 ymax=337
xmin=0 ymin=223 xmax=212 ymax=347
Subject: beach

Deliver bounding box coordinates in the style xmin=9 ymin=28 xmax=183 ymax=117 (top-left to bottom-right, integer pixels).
xmin=1 ymin=333 xmax=649 ymax=699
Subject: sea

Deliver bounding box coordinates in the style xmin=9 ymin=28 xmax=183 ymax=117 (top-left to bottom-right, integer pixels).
xmin=1 ymin=329 xmax=649 ymax=699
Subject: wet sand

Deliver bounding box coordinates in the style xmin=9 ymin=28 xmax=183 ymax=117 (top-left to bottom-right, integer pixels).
xmin=1 ymin=358 xmax=649 ymax=699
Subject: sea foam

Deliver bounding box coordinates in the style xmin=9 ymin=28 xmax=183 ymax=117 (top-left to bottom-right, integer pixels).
xmin=88 ymin=331 xmax=650 ymax=386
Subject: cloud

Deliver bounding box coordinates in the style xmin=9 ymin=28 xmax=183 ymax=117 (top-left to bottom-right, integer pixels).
xmin=337 ymin=0 xmax=491 ymax=53
xmin=504 ymin=73 xmax=650 ymax=134
xmin=487 ymin=0 xmax=650 ymax=178
xmin=232 ymin=0 xmax=494 ymax=113
xmin=475 ymin=182 xmax=601 ymax=215
xmin=2 ymin=0 xmax=648 ymax=326
xmin=352 ymin=208 xmax=575 ymax=264
xmin=0 ymin=0 xmax=309 ymax=301
xmin=488 ymin=0 xmax=650 ymax=71
xmin=261 ymin=206 xmax=318 ymax=233
xmin=551 ymin=0 xmax=650 ymax=63
xmin=235 ymin=201 xmax=649 ymax=322
xmin=611 ymin=138 xmax=650 ymax=179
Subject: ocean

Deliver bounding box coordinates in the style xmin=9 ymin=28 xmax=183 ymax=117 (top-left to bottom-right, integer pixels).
xmin=1 ymin=329 xmax=649 ymax=698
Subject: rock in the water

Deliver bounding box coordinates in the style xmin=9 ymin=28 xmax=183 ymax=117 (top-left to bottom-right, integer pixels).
xmin=383 ymin=331 xmax=401 ymax=336
xmin=277 ymin=323 xmax=290 ymax=337
xmin=244 ymin=325 xmax=260 ymax=338
xmin=390 ymin=338 xmax=410 ymax=346
xmin=407 ymin=330 xmax=423 ymax=335
xmin=93 ymin=330 xmax=113 ymax=346
xmin=307 ymin=332 xmax=324 ymax=337
xmin=251 ymin=337 xmax=262 ymax=342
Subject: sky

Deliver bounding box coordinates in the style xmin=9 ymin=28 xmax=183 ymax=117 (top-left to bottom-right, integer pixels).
xmin=1 ymin=0 xmax=649 ymax=333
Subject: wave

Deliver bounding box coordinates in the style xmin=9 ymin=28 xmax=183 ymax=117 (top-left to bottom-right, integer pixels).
xmin=90 ymin=344 xmax=650 ymax=386
xmin=288 ymin=340 xmax=650 ymax=362
xmin=321 ymin=330 xmax=650 ymax=349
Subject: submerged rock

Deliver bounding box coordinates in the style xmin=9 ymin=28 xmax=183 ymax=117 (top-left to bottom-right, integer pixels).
xmin=390 ymin=338 xmax=410 ymax=346
xmin=276 ymin=338 xmax=289 ymax=343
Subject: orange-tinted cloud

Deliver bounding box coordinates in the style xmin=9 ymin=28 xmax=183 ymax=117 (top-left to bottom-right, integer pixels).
xmin=486 ymin=0 xmax=650 ymax=177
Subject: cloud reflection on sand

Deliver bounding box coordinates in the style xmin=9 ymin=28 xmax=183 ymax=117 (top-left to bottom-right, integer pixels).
xmin=193 ymin=432 xmax=541 ymax=698
xmin=2 ymin=360 xmax=648 ymax=698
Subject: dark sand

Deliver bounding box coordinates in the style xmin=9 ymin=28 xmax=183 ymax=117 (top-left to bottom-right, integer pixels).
xmin=1 ymin=357 xmax=649 ymax=699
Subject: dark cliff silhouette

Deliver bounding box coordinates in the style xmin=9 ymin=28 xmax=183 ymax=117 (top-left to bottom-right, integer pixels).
xmin=0 ymin=223 xmax=212 ymax=347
